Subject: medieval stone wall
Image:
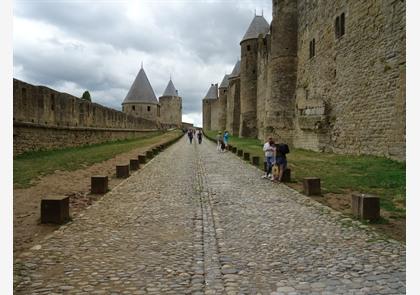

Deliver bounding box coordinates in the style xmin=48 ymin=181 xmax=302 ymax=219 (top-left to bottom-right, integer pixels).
xmin=159 ymin=95 xmax=182 ymax=128
xmin=13 ymin=79 xmax=159 ymax=155
xmin=202 ymin=99 xmax=212 ymax=131
xmin=226 ymin=77 xmax=241 ymax=136
xmin=294 ymin=0 xmax=405 ymax=160
xmin=256 ymin=35 xmax=270 ymax=141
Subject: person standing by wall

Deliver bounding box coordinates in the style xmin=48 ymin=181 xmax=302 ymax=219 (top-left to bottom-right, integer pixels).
xmin=262 ymin=137 xmax=275 ymax=179
xmin=274 ymin=143 xmax=289 ymax=182
xmin=223 ymin=131 xmax=229 ymax=147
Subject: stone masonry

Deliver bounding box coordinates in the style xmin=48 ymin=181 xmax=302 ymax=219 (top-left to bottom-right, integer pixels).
xmin=14 ymin=136 xmax=405 ymax=294
xmin=202 ymin=0 xmax=406 ymax=161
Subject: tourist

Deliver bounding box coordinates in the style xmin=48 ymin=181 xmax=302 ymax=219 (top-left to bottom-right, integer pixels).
xmin=223 ymin=131 xmax=229 ymax=147
xmin=216 ymin=131 xmax=222 ymax=152
xmin=262 ymin=137 xmax=275 ymax=179
xmin=197 ymin=129 xmax=203 ymax=144
xmin=187 ymin=129 xmax=194 ymax=144
xmin=273 ymin=143 xmax=289 ymax=182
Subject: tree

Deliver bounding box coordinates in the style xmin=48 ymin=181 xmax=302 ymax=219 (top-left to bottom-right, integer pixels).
xmin=81 ymin=91 xmax=91 ymax=102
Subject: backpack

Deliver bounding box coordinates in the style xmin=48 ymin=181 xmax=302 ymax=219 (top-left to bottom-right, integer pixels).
xmin=276 ymin=143 xmax=289 ymax=154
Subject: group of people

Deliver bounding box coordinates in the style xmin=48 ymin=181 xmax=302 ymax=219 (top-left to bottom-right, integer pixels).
xmin=216 ymin=131 xmax=229 ymax=152
xmin=186 ymin=128 xmax=203 ymax=144
xmin=262 ymin=137 xmax=289 ymax=182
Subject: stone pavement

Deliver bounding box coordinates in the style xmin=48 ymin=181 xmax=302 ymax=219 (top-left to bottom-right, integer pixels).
xmin=14 ymin=136 xmax=406 ymax=294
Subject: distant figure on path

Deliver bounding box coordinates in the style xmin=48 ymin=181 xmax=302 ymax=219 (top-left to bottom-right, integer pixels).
xmin=262 ymin=137 xmax=275 ymax=179
xmin=187 ymin=129 xmax=194 ymax=144
xmin=223 ymin=131 xmax=229 ymax=146
xmin=197 ymin=130 xmax=203 ymax=144
xmin=273 ymin=143 xmax=289 ymax=182
xmin=216 ymin=131 xmax=222 ymax=152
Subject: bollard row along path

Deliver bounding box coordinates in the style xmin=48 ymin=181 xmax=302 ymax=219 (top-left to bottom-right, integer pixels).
xmin=14 ymin=136 xmax=405 ymax=295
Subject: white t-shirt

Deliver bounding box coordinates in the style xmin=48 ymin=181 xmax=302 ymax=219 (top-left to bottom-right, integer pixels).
xmin=263 ymin=142 xmax=275 ymax=157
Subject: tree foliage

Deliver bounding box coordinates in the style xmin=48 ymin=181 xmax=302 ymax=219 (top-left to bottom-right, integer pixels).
xmin=81 ymin=91 xmax=91 ymax=102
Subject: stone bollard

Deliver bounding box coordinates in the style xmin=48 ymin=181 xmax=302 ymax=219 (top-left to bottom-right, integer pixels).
xmin=138 ymin=154 xmax=147 ymax=164
xmin=159 ymin=144 xmax=165 ymax=150
xmin=252 ymin=156 xmax=260 ymax=166
xmin=243 ymin=152 xmax=250 ymax=161
xmin=91 ymin=175 xmax=108 ymax=194
xmin=130 ymin=159 xmax=140 ymax=171
xmin=232 ymin=147 xmax=237 ymax=153
xmin=41 ymin=196 xmax=70 ymax=224
xmin=281 ymin=168 xmax=291 ymax=182
xmin=237 ymin=149 xmax=243 ymax=157
xmin=226 ymin=145 xmax=231 ymax=151
xmin=152 ymin=148 xmax=159 ymax=155
xmin=146 ymin=150 xmax=154 ymax=159
xmin=352 ymin=194 xmax=380 ymax=221
xmin=303 ymin=177 xmax=321 ymax=196
xmin=116 ymin=164 xmax=130 ymax=178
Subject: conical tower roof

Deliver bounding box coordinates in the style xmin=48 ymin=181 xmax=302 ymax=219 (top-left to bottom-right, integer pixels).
xmin=219 ymin=74 xmax=229 ymax=88
xmin=229 ymin=60 xmax=241 ymax=79
xmin=241 ymin=15 xmax=270 ymax=43
xmin=123 ymin=67 xmax=158 ymax=104
xmin=162 ymin=79 xmax=178 ymax=97
xmin=204 ymin=84 xmax=218 ymax=100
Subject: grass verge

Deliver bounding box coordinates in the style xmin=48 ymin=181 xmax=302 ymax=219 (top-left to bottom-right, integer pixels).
xmin=14 ymin=130 xmax=182 ymax=188
xmin=205 ymin=130 xmax=405 ymax=216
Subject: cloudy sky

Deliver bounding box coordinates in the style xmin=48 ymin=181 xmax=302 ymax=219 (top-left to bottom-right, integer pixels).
xmin=13 ymin=0 xmax=272 ymax=127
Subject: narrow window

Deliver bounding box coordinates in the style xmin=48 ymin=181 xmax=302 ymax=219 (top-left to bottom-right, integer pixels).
xmin=50 ymin=94 xmax=55 ymax=110
xmin=309 ymin=39 xmax=315 ymax=59
xmin=340 ymin=13 xmax=345 ymax=36
xmin=335 ymin=16 xmax=340 ymax=39
xmin=247 ymin=45 xmax=251 ymax=51
xmin=132 ymin=105 xmax=135 ymax=111
xmin=147 ymin=106 xmax=151 ymax=112
xmin=22 ymin=88 xmax=27 ymax=99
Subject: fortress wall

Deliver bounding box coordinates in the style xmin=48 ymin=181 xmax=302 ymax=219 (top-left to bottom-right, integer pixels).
xmin=294 ymin=0 xmax=405 ymax=160
xmin=217 ymin=88 xmax=228 ymax=132
xmin=13 ymin=79 xmax=159 ymax=155
xmin=226 ymin=77 xmax=241 ymax=136
xmin=202 ymin=99 xmax=212 ymax=131
xmin=159 ymin=96 xmax=182 ymax=128
xmin=256 ymin=35 xmax=270 ymax=141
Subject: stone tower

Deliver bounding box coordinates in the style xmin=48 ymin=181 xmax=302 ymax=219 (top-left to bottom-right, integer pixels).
xmin=159 ymin=79 xmax=182 ymax=128
xmin=264 ymin=0 xmax=298 ymax=144
xmin=217 ymin=74 xmax=229 ymax=131
xmin=226 ymin=60 xmax=241 ymax=136
xmin=202 ymin=84 xmax=218 ymax=131
xmin=239 ymin=14 xmax=270 ymax=138
xmin=122 ymin=66 xmax=159 ymax=123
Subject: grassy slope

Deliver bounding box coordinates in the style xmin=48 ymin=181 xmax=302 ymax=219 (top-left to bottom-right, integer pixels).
xmin=14 ymin=130 xmax=182 ymax=188
xmin=205 ymin=130 xmax=405 ymax=215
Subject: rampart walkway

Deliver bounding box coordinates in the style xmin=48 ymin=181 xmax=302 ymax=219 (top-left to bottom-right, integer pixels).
xmin=14 ymin=136 xmax=405 ymax=294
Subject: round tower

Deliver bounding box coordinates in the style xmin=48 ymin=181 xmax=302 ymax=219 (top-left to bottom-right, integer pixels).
xmin=122 ymin=66 xmax=159 ymax=122
xmin=202 ymin=84 xmax=218 ymax=131
xmin=239 ymin=14 xmax=270 ymax=138
xmin=159 ymin=79 xmax=182 ymax=128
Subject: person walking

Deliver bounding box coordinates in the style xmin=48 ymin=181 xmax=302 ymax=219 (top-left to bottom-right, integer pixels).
xmin=262 ymin=137 xmax=276 ymax=179
xmin=187 ymin=129 xmax=194 ymax=144
xmin=223 ymin=131 xmax=229 ymax=148
xmin=197 ymin=129 xmax=203 ymax=144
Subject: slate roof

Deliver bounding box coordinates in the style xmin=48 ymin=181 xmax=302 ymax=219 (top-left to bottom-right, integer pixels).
xmin=241 ymin=15 xmax=270 ymax=43
xmin=123 ymin=67 xmax=158 ymax=104
xmin=162 ymin=79 xmax=178 ymax=97
xmin=219 ymin=75 xmax=230 ymax=88
xmin=229 ymin=60 xmax=241 ymax=78
xmin=204 ymin=84 xmax=218 ymax=100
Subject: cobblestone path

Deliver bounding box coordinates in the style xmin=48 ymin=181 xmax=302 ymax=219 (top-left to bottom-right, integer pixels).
xmin=14 ymin=136 xmax=406 ymax=295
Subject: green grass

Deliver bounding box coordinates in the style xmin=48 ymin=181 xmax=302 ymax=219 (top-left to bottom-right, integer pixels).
xmin=205 ymin=130 xmax=406 ymax=215
xmin=14 ymin=130 xmax=182 ymax=188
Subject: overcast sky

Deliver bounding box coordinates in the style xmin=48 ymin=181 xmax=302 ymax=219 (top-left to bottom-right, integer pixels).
xmin=13 ymin=0 xmax=272 ymax=127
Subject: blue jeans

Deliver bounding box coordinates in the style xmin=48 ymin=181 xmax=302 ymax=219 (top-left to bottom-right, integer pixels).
xmin=265 ymin=156 xmax=274 ymax=176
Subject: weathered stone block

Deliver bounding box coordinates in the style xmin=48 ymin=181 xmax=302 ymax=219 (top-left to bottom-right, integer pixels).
xmin=91 ymin=175 xmax=108 ymax=194
xmin=243 ymin=152 xmax=250 ymax=161
xmin=252 ymin=156 xmax=260 ymax=166
xmin=237 ymin=149 xmax=243 ymax=156
xmin=138 ymin=154 xmax=147 ymax=164
xmin=116 ymin=164 xmax=130 ymax=178
xmin=303 ymin=177 xmax=321 ymax=196
xmin=41 ymin=196 xmax=70 ymax=224
xmin=146 ymin=150 xmax=154 ymax=159
xmin=351 ymin=194 xmax=362 ymax=217
xmin=129 ymin=159 xmax=139 ymax=171
xmin=281 ymin=168 xmax=291 ymax=182
xmin=360 ymin=194 xmax=380 ymax=221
